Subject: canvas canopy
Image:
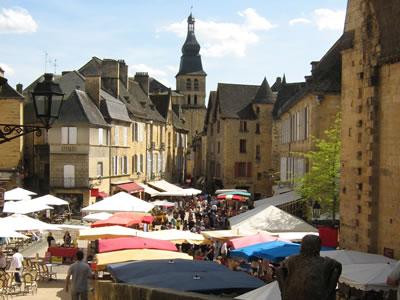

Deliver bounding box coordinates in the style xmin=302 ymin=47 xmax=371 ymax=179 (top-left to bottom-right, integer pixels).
xmin=254 ymin=191 xmax=302 ymax=208
xmin=96 ymin=249 xmax=192 ymax=266
xmin=340 ymin=263 xmax=397 ymax=291
xmin=0 ymin=214 xmax=60 ymax=231
xmin=151 ymin=200 xmax=175 ymax=207
xmin=3 ymin=200 xmax=53 ymax=214
xmin=147 ymin=180 xmax=183 ymax=192
xmin=78 ymin=225 xmax=142 ymax=241
xmin=228 ymin=232 xmax=286 ymax=249
xmin=201 ymin=229 xmax=256 ymax=240
xmin=107 ymin=259 xmax=264 ymax=293
xmin=0 ymin=228 xmax=28 ymax=239
xmin=31 ymin=194 xmax=69 ymax=206
xmin=82 ymin=212 xmax=113 ymax=222
xmin=137 ymin=183 xmax=160 ymax=197
xmin=229 ymin=205 xmax=317 ymax=233
xmin=154 ymin=189 xmax=202 ymax=197
xmin=236 ymin=281 xmax=281 ymax=300
xmin=276 ymin=232 xmax=318 ymax=241
xmin=57 ymin=224 xmax=89 ymax=231
xmin=81 ymin=192 xmax=154 ymax=213
xmin=321 ymin=250 xmax=397 ymax=265
xmin=4 ymin=187 xmax=36 ymax=201
xmin=142 ymin=229 xmax=206 ymax=244
xmin=91 ymin=212 xmax=151 ymax=228
xmin=215 ymin=189 xmax=247 ymax=195
xmin=98 ymin=237 xmax=177 ymax=253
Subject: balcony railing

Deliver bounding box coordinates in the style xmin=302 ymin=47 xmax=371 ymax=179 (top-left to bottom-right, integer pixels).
xmin=50 ymin=177 xmax=90 ymax=189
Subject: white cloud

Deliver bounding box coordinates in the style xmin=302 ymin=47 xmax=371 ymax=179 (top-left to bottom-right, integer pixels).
xmin=0 ymin=63 xmax=15 ymax=75
xmin=313 ymin=9 xmax=345 ymax=31
xmin=0 ymin=7 xmax=38 ymax=34
xmin=289 ymin=18 xmax=312 ymax=26
xmin=129 ymin=63 xmax=173 ymax=87
xmin=160 ymin=8 xmax=275 ymax=58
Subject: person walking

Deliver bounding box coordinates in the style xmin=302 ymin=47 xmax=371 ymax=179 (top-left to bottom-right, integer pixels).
xmin=47 ymin=232 xmax=55 ymax=247
xmin=10 ymin=248 xmax=23 ymax=284
xmin=65 ymin=250 xmax=92 ymax=300
xmin=0 ymin=251 xmax=6 ymax=271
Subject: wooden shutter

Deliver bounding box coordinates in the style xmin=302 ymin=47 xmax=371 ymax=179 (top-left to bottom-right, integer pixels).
xmin=247 ymin=162 xmax=252 ymax=177
xmin=61 ymin=127 xmax=68 ymax=144
xmin=68 ymin=127 xmax=77 ymax=144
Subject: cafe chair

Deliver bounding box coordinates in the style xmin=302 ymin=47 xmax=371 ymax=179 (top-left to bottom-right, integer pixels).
xmin=40 ymin=264 xmax=57 ymax=281
xmin=22 ymin=273 xmax=37 ymax=295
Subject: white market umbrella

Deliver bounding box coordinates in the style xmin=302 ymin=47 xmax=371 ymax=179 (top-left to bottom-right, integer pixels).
xmin=78 ymin=225 xmax=143 ymax=241
xmin=81 ymin=192 xmax=154 ymax=213
xmin=236 ymin=281 xmax=281 ymax=300
xmin=0 ymin=214 xmax=60 ymax=231
xmin=5 ymin=187 xmax=36 ymax=201
xmin=151 ymin=200 xmax=175 ymax=208
xmin=31 ymin=194 xmax=69 ymax=206
xmin=57 ymin=224 xmax=89 ymax=230
xmin=141 ymin=229 xmax=205 ymax=244
xmin=82 ymin=212 xmax=113 ymax=222
xmin=3 ymin=200 xmax=53 ymax=214
xmin=0 ymin=228 xmax=29 ymax=239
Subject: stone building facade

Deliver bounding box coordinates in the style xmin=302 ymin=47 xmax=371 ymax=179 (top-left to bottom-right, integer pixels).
xmin=339 ymin=0 xmax=400 ymax=258
xmin=0 ymin=70 xmax=24 ymax=190
xmin=205 ymin=78 xmax=275 ymax=199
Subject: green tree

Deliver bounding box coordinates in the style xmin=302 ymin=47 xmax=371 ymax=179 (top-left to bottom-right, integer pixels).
xmin=295 ymin=114 xmax=341 ymax=220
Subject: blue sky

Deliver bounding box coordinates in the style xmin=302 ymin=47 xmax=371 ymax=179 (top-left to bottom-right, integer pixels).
xmin=0 ymin=0 xmax=347 ymax=97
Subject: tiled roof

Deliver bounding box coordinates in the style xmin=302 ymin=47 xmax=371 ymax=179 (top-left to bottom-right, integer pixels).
xmin=0 ymin=77 xmax=23 ymax=99
xmin=217 ymin=83 xmax=259 ymax=119
xmin=58 ymin=90 xmax=109 ymax=127
xmin=150 ymin=94 xmax=170 ymax=119
xmin=127 ymin=79 xmax=165 ymax=123
xmin=100 ymin=89 xmax=131 ymax=123
xmin=253 ymin=77 xmax=275 ymax=104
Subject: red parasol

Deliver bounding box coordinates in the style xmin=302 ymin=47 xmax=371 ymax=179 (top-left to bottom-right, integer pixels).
xmin=216 ymin=194 xmax=247 ymax=202
xmin=91 ymin=212 xmax=153 ymax=228
xmin=98 ymin=236 xmax=177 ymax=253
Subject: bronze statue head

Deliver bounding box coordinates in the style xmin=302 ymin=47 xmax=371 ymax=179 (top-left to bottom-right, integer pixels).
xmin=300 ymin=235 xmax=321 ymax=257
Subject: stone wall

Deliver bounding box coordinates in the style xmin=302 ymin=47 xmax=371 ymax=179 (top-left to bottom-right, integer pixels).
xmin=93 ymin=281 xmax=222 ymax=300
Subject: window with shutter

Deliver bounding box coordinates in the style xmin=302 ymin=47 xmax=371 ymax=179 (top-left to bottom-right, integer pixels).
xmin=124 ymin=156 xmax=128 ymax=174
xmin=61 ymin=127 xmax=68 ymax=144
xmin=98 ymin=128 xmax=103 ymax=145
xmin=114 ymin=126 xmax=119 ymax=145
xmin=247 ymin=162 xmax=252 ymax=177
xmin=97 ymin=162 xmax=103 ymax=177
xmin=140 ymin=155 xmax=144 ymax=172
xmin=64 ymin=165 xmax=75 ymax=188
xmin=69 ymin=127 xmax=77 ymax=144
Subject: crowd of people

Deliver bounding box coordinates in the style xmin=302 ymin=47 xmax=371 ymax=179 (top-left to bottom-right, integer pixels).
xmin=152 ymin=195 xmax=252 ymax=233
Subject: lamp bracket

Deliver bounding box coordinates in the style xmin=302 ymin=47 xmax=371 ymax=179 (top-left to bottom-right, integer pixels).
xmin=0 ymin=124 xmax=46 ymax=144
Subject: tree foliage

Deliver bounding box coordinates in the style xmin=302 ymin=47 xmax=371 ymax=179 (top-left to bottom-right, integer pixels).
xmin=295 ymin=114 xmax=341 ymax=215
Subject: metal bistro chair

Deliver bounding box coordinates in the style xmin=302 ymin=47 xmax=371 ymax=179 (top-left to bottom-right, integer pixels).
xmin=22 ymin=273 xmax=37 ymax=295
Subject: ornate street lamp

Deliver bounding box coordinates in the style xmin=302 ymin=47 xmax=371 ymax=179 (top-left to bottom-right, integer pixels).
xmin=0 ymin=73 xmax=64 ymax=144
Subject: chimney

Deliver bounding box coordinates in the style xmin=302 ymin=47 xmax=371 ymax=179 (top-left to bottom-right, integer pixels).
xmin=16 ymin=83 xmax=23 ymax=94
xmin=118 ymin=60 xmax=128 ymax=88
xmin=101 ymin=59 xmax=120 ymax=98
xmin=311 ymin=61 xmax=319 ymax=71
xmin=134 ymin=72 xmax=149 ymax=95
xmin=0 ymin=67 xmax=4 ymax=78
xmin=85 ymin=75 xmax=101 ymax=108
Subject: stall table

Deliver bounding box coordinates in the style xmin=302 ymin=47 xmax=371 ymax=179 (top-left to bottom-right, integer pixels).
xmin=47 ymin=247 xmax=79 ymax=262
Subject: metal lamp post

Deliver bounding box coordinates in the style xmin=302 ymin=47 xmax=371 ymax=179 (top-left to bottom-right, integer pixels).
xmin=0 ymin=73 xmax=64 ymax=144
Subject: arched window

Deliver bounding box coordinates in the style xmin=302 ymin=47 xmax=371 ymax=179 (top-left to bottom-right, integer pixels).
xmin=188 ymin=95 xmax=191 ymax=105
xmin=194 ymin=79 xmax=199 ymax=91
xmin=186 ymin=79 xmax=191 ymax=90
xmin=194 ymin=95 xmax=198 ymax=105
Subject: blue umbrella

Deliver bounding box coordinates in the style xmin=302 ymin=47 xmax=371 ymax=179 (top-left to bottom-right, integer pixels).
xmin=253 ymin=243 xmax=300 ymax=262
xmin=230 ymin=240 xmax=300 ymax=262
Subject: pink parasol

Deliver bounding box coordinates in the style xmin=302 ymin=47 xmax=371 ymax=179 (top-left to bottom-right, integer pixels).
xmin=227 ymin=232 xmax=289 ymax=249
xmin=98 ymin=236 xmax=178 ymax=253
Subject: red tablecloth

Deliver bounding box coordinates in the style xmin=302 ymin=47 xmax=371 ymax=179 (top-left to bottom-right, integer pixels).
xmin=48 ymin=247 xmax=79 ymax=258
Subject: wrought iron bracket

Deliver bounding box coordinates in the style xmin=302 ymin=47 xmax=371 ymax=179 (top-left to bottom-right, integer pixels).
xmin=0 ymin=124 xmax=46 ymax=144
